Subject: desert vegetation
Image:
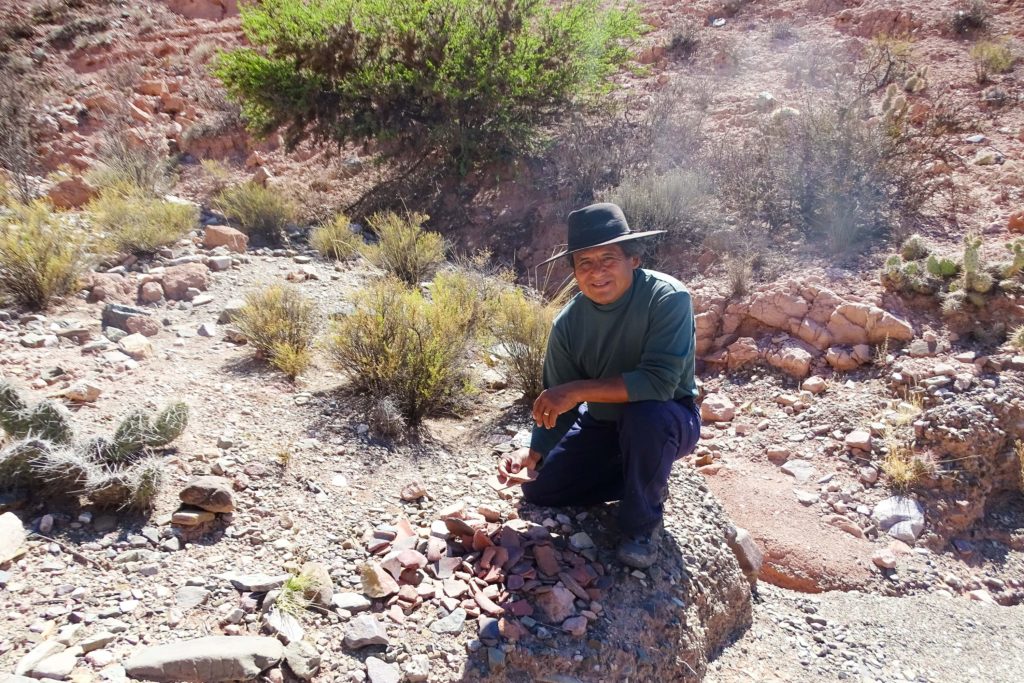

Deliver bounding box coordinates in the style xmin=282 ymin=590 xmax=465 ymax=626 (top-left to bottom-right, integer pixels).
xmin=214 ymin=0 xmax=643 ymax=171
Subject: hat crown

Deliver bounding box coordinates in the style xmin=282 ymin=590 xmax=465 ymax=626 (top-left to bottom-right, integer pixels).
xmin=566 ymin=203 xmax=631 ymax=253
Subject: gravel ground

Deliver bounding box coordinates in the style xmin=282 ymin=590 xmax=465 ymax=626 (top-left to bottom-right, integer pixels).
xmin=707 ymin=583 xmax=1024 ymax=683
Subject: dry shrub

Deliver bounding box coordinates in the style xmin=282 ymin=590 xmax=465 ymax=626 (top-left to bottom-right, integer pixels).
xmin=0 ymin=200 xmax=87 ymax=309
xmin=234 ymin=285 xmax=318 ymax=379
xmin=725 ymin=253 xmax=754 ymax=297
xmin=488 ymin=287 xmax=559 ymax=401
xmin=90 ymin=132 xmax=175 ymax=195
xmin=1015 ymin=440 xmax=1024 ymax=493
xmin=368 ymin=397 xmax=406 ymax=440
xmin=881 ymin=438 xmax=934 ymax=490
xmin=609 ymin=168 xmax=715 ymax=242
xmin=310 ymin=214 xmax=362 ymax=261
xmin=951 ymin=0 xmax=990 ymax=36
xmin=970 ymin=40 xmax=1016 ymax=83
xmin=88 ymin=186 xmax=197 ymax=256
xmin=1006 ymin=325 xmax=1024 ymax=352
xmin=362 ymin=212 xmax=446 ymax=285
xmin=0 ymin=65 xmax=41 ymax=204
xmin=325 ymin=272 xmax=483 ymax=424
xmin=212 ymin=182 xmax=296 ymax=245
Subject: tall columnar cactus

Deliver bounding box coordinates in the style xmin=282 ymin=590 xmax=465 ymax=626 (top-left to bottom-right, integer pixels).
xmin=881 ymin=83 xmax=908 ymax=125
xmin=0 ymin=381 xmax=187 ymax=510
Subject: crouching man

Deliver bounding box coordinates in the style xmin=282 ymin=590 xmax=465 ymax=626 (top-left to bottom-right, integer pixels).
xmin=498 ymin=203 xmax=701 ymax=569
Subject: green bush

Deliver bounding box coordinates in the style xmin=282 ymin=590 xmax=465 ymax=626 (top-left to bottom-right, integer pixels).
xmin=214 ymin=0 xmax=643 ymax=170
xmin=0 ymin=200 xmax=87 ymax=309
xmin=212 ymin=182 xmax=296 ymax=245
xmin=488 ymin=286 xmax=558 ymax=401
xmin=88 ymin=186 xmax=198 ymax=256
xmin=970 ymin=40 xmax=1016 ymax=83
xmin=325 ymin=274 xmax=481 ymax=424
xmin=234 ymin=285 xmax=319 ymax=379
xmin=310 ymin=214 xmax=362 ymax=260
xmin=362 ymin=212 xmax=446 ymax=285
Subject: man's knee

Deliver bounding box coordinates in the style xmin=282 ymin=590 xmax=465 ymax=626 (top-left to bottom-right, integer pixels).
xmin=621 ymin=400 xmax=684 ymax=434
xmin=521 ymin=478 xmax=559 ymax=506
xmin=620 ymin=400 xmax=699 ymax=456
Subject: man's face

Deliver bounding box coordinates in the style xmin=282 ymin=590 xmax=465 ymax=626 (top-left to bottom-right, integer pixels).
xmin=572 ymin=243 xmax=639 ymax=305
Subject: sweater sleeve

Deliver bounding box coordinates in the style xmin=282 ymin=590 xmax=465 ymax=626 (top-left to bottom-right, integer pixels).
xmin=621 ymin=289 xmax=694 ymax=402
xmin=529 ymin=320 xmax=581 ymax=457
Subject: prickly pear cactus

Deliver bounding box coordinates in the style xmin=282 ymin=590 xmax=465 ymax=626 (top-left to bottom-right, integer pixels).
xmin=1003 ymin=239 xmax=1024 ymax=279
xmin=0 ymin=380 xmax=188 ymax=509
xmin=926 ymin=255 xmax=958 ymax=278
xmin=110 ymin=410 xmax=153 ymax=464
xmin=149 ymin=402 xmax=188 ymax=447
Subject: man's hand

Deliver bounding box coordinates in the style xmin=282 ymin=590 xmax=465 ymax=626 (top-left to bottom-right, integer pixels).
xmin=497 ymin=447 xmax=540 ymax=484
xmin=532 ymin=386 xmax=578 ymax=429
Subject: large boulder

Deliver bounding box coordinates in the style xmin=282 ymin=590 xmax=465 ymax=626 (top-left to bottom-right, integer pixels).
xmin=47 ymin=175 xmax=97 ymax=209
xmin=123 ymin=636 xmax=282 ymax=682
xmin=161 ymin=263 xmax=211 ymax=301
xmin=86 ymin=273 xmax=136 ymax=304
xmin=765 ymin=339 xmax=816 ymax=379
xmin=203 ymin=225 xmax=248 ymax=254
xmin=491 ymin=467 xmax=752 ymax=681
xmin=162 ymin=0 xmax=238 ymax=20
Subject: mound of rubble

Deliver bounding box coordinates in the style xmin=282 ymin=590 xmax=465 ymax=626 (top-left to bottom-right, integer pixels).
xmin=341 ymin=465 xmax=754 ymax=682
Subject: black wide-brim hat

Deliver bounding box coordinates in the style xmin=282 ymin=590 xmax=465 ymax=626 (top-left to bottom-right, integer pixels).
xmin=538 ymin=202 xmax=665 ymax=266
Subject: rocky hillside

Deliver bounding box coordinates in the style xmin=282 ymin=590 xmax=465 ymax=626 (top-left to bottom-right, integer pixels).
xmin=2 ymin=0 xmax=1024 ymax=682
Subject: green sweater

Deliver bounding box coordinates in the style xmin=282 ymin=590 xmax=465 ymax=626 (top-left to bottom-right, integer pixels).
xmin=530 ymin=268 xmax=697 ymax=456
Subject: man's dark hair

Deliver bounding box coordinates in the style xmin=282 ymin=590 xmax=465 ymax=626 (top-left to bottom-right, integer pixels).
xmin=567 ymin=239 xmax=647 ymax=268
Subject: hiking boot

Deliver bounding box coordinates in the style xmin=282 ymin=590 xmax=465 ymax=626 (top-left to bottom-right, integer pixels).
xmin=617 ymin=520 xmax=662 ymax=570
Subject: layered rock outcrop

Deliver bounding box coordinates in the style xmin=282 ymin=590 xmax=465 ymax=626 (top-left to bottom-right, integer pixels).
xmin=696 ymin=281 xmax=914 ymax=379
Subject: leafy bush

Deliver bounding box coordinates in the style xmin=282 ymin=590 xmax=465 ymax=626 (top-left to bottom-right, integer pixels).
xmin=970 ymin=40 xmax=1016 ymax=83
xmin=488 ymin=286 xmax=558 ymax=401
xmin=325 ymin=274 xmax=483 ymax=424
xmin=234 ymin=285 xmax=319 ymax=379
xmin=0 ymin=200 xmax=87 ymax=309
xmin=212 ymin=182 xmax=296 ymax=245
xmin=214 ymin=0 xmax=643 ymax=170
xmin=310 ymin=214 xmax=362 ymax=261
xmin=362 ymin=212 xmax=446 ymax=285
xmin=88 ymin=186 xmax=198 ymax=256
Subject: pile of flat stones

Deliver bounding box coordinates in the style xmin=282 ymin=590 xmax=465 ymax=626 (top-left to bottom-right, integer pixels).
xmin=359 ymin=500 xmax=608 ymax=645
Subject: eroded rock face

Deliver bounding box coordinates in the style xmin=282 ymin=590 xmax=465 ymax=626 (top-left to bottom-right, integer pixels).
xmin=161 ymin=0 xmax=238 ymax=21
xmin=694 ymin=282 xmax=913 ymax=378
xmin=915 ymin=373 xmax=1024 ymax=541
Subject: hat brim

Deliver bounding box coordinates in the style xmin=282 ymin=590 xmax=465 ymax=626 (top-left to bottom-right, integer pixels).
xmin=537 ymin=230 xmax=667 ymax=267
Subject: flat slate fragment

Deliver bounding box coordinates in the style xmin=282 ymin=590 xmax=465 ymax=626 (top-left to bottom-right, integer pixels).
xmin=123 ymin=635 xmax=283 ymax=682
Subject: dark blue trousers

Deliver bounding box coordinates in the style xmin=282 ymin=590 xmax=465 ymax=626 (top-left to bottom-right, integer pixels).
xmin=522 ymin=399 xmax=701 ymax=537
